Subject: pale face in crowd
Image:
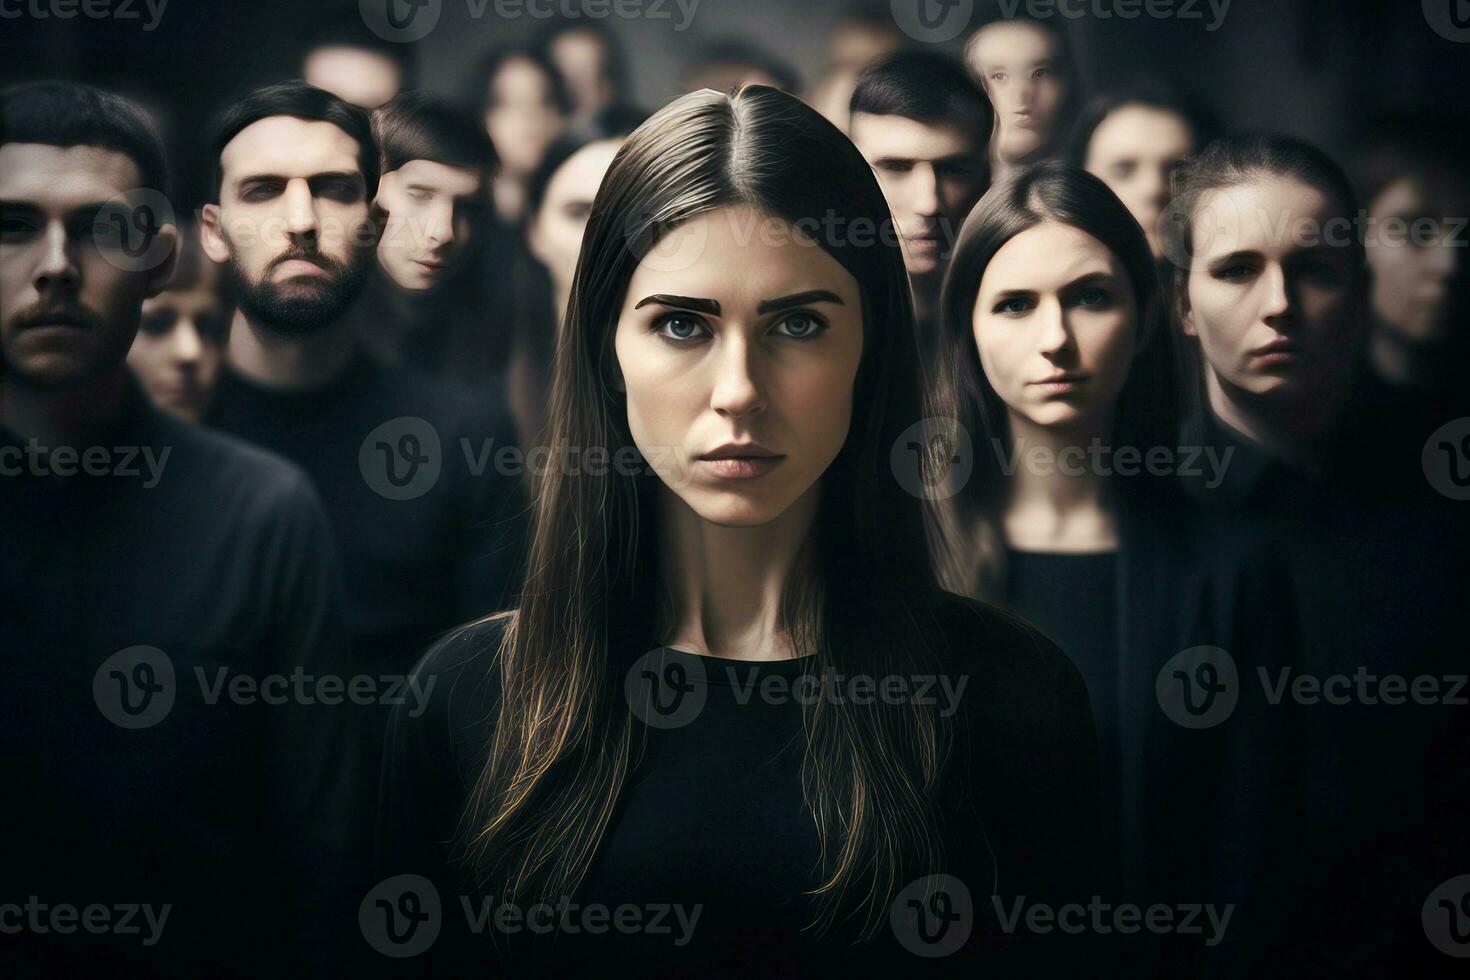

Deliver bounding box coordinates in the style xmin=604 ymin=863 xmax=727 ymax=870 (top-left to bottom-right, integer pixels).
xmin=527 ymin=139 xmax=623 ymax=303
xmin=0 ymin=143 xmax=176 ymax=389
xmin=304 ymin=46 xmax=402 ymax=109
xmin=484 ymin=57 xmax=564 ymax=178
xmin=1365 ymin=176 xmax=1466 ymax=344
xmin=548 ymin=29 xmax=614 ymax=118
xmin=973 ymin=221 xmax=1137 ymax=432
xmin=201 ymin=116 xmax=375 ymax=333
xmin=849 ymin=112 xmax=986 ymax=280
xmin=375 ymin=159 xmax=485 ymax=291
xmin=1181 ymin=175 xmax=1363 ymax=410
xmin=613 ymin=205 xmax=865 ymax=527
xmin=968 ymin=21 xmax=1068 ymax=165
xmin=129 ymin=268 xmax=226 ymax=421
xmin=1084 ymin=104 xmax=1194 ymax=259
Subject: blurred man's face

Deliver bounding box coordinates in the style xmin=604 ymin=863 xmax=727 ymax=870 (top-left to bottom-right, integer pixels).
xmin=968 ymin=21 xmax=1068 ymax=165
xmin=376 ymin=159 xmax=486 ymax=292
xmin=549 ymin=30 xmax=613 ymax=117
xmin=849 ymin=112 xmax=987 ymax=279
xmin=201 ymin=116 xmax=375 ymax=335
xmin=130 ymin=273 xmax=226 ymax=421
xmin=1366 ymin=176 xmax=1468 ymax=344
xmin=304 ymin=46 xmax=402 ymax=109
xmin=1 ymin=142 xmax=176 ymax=389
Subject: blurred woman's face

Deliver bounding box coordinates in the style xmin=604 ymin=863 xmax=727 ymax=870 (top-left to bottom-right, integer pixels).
xmin=129 ymin=281 xmax=227 ymax=422
xmin=1182 ymin=175 xmax=1363 ymax=406
xmin=484 ymin=57 xmax=564 ymax=176
xmin=1084 ymin=104 xmax=1194 ymax=259
xmin=527 ymin=139 xmax=624 ymax=301
xmin=1365 ymin=175 xmax=1466 ymax=344
xmin=968 ymin=21 xmax=1068 ymax=165
xmin=613 ymin=205 xmax=865 ymax=527
xmin=973 ymin=221 xmax=1137 ymax=433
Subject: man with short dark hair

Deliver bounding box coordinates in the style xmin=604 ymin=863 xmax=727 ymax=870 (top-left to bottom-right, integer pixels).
xmin=301 ymin=6 xmax=414 ymax=109
xmin=200 ymin=84 xmax=526 ymax=828
xmin=849 ymin=51 xmax=991 ymax=376
xmin=0 ymin=79 xmax=352 ymax=975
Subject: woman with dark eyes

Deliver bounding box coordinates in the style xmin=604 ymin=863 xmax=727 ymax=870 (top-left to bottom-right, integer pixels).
xmin=926 ymin=161 xmax=1186 ymax=926
xmin=375 ymin=86 xmax=1101 ymax=978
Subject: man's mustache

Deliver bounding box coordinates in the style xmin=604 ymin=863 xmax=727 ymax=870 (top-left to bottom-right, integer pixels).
xmin=265 ymin=247 xmax=346 ymax=275
xmin=12 ymin=304 xmax=105 ymax=331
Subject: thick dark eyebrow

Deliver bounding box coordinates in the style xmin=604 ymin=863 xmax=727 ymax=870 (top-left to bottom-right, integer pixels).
xmin=635 ymin=294 xmax=721 ymax=315
xmin=757 ymin=290 xmax=844 ymax=314
xmin=235 ymin=171 xmax=364 ymax=189
xmin=1206 ymin=249 xmax=1258 ymax=269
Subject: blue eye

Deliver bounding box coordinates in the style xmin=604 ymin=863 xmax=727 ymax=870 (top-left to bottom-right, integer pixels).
xmin=775 ymin=311 xmax=827 ymax=340
xmin=1077 ymin=287 xmax=1111 ymax=308
xmin=992 ymin=297 xmax=1033 ymax=316
xmin=653 ymin=314 xmax=708 ymax=343
xmin=1214 ymin=264 xmax=1252 ymax=282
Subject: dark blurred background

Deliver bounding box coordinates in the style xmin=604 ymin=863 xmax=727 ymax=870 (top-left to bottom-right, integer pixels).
xmin=4 ymin=0 xmax=1468 ymax=209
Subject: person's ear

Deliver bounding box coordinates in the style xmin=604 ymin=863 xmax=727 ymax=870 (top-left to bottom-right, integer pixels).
xmin=199 ymin=203 xmax=230 ymax=265
xmin=375 ymin=169 xmax=398 ymax=211
xmin=1176 ymin=278 xmax=1197 ymax=337
xmin=142 ymin=223 xmax=179 ymax=299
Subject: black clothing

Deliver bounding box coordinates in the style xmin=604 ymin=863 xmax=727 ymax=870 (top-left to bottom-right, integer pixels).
xmin=206 ymin=352 xmax=527 ymax=671
xmin=1149 ymin=408 xmax=1470 ymax=978
xmin=0 ymin=378 xmax=355 ymax=977
xmin=375 ymin=591 xmax=1103 ymax=977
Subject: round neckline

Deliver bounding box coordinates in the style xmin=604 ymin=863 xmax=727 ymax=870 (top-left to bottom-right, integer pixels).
xmin=650 ymin=646 xmax=816 ymax=687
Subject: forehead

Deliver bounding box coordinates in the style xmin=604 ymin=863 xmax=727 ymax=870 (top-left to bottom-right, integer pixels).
xmin=624 ymin=205 xmax=862 ymax=311
xmin=0 ymin=142 xmax=144 ymax=207
xmin=219 ymin=116 xmax=362 ymax=185
xmin=493 ymin=58 xmax=551 ymax=98
xmin=552 ymin=31 xmax=607 ymax=62
xmin=850 ymin=113 xmax=981 ymax=160
xmin=1090 ymin=105 xmax=1193 ymax=157
xmin=972 ymin=22 xmax=1058 ymax=65
xmin=1191 ymin=176 xmax=1335 ymax=260
xmin=545 ymin=140 xmax=622 ymax=201
xmin=983 ymin=222 xmax=1121 ymax=289
xmin=394 ymin=158 xmax=483 ymax=196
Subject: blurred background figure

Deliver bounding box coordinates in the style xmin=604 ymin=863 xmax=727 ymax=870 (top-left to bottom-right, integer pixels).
xmin=128 ymin=220 xmax=231 ymax=422
xmin=1346 ymin=112 xmax=1470 ymax=418
xmin=806 ymin=1 xmax=905 ymax=129
xmin=681 ymin=38 xmax=800 ymax=95
xmin=534 ymin=18 xmax=629 ymax=128
xmin=469 ymin=45 xmax=569 ymax=222
xmin=511 ymin=107 xmax=645 ymax=448
xmin=1069 ymin=80 xmax=1217 ymax=262
xmin=301 ymin=5 xmax=414 ymax=109
xmin=360 ymin=91 xmax=510 ymax=388
xmin=848 ymin=52 xmax=991 ymax=376
xmin=965 ymin=13 xmax=1082 ymax=181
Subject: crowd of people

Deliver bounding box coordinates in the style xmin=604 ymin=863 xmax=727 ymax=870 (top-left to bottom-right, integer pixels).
xmin=2 ymin=3 xmax=1467 ymax=977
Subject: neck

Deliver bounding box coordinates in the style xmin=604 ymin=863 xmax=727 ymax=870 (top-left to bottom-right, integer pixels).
xmin=226 ymin=307 xmax=357 ymax=389
xmin=1001 ymin=410 xmax=1117 ymax=552
xmin=911 ymin=272 xmax=940 ymax=324
xmin=657 ymin=481 xmax=820 ymax=662
xmin=0 ymin=364 xmax=131 ymax=444
xmin=1205 ymin=368 xmax=1341 ymax=471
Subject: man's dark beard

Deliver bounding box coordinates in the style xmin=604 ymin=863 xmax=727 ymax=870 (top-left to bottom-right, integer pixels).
xmin=228 ymin=244 xmax=371 ymax=336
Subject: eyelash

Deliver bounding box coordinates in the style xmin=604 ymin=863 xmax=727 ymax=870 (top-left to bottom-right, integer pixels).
xmin=991 ymin=289 xmax=1113 ymax=316
xmin=649 ymin=310 xmax=830 ymax=344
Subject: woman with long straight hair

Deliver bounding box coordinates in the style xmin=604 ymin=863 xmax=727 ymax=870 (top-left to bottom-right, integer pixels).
xmin=927 ymin=161 xmax=1188 ymax=912
xmin=376 ymin=86 xmax=1099 ymax=977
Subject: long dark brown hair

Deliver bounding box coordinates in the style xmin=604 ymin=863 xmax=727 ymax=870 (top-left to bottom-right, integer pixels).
xmin=930 ymin=161 xmax=1178 ymax=598
xmin=457 ymin=85 xmax=964 ymax=941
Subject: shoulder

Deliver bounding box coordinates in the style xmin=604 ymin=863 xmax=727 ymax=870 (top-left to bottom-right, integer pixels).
xmin=158 ymin=412 xmax=326 ymax=525
xmin=401 ymin=611 xmax=515 ymax=739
